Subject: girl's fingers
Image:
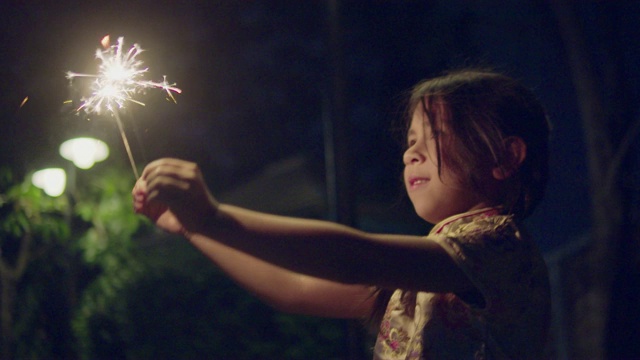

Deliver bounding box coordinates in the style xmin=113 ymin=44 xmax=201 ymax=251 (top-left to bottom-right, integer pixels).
xmin=134 ymin=159 xmax=191 ymax=218
xmin=146 ymin=179 xmax=184 ymax=202
xmin=144 ymin=160 xmax=202 ymax=196
xmin=142 ymin=158 xmax=195 ymax=180
xmin=132 ymin=177 xmax=147 ymax=195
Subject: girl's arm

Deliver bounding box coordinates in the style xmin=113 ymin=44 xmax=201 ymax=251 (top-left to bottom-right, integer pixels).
xmin=139 ymin=158 xmax=474 ymax=295
xmin=134 ymin=160 xmax=374 ymax=318
xmin=193 ymin=204 xmax=472 ymax=293
xmin=188 ymin=233 xmax=376 ymax=318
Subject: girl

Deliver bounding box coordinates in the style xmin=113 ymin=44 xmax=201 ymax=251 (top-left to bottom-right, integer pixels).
xmin=133 ymin=69 xmax=551 ymax=359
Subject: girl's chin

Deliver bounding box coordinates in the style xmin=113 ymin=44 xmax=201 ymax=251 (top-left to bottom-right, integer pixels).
xmin=413 ymin=207 xmax=440 ymax=225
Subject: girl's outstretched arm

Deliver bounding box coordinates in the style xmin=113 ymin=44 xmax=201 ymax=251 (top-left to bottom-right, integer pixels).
xmin=137 ymin=158 xmax=473 ymax=295
xmin=188 ymin=234 xmax=376 ymax=318
xmin=133 ymin=161 xmax=374 ymax=318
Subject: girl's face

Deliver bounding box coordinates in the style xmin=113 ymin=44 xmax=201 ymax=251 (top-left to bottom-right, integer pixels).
xmin=403 ymin=106 xmax=491 ymax=224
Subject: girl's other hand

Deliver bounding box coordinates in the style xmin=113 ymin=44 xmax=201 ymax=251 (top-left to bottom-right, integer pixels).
xmin=133 ymin=177 xmax=185 ymax=234
xmin=133 ymin=158 xmax=220 ymax=236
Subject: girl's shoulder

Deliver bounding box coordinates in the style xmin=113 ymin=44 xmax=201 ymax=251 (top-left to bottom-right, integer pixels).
xmin=431 ymin=207 xmax=517 ymax=240
xmin=433 ymin=209 xmax=538 ymax=260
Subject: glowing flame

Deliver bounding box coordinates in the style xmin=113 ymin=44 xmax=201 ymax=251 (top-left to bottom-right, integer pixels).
xmin=67 ymin=36 xmax=181 ymax=115
xmin=66 ymin=36 xmax=182 ymax=179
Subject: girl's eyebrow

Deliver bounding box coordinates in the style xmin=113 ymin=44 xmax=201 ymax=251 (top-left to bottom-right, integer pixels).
xmin=406 ymin=127 xmax=420 ymax=140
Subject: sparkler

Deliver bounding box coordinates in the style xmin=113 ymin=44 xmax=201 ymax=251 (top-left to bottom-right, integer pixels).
xmin=67 ymin=35 xmax=182 ymax=178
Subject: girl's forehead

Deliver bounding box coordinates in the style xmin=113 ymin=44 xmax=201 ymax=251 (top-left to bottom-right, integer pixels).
xmin=406 ymin=113 xmax=434 ymax=141
xmin=409 ymin=106 xmax=436 ymax=130
xmin=411 ymin=108 xmax=428 ymax=124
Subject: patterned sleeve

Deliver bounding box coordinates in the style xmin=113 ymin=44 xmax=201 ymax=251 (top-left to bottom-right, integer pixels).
xmin=433 ymin=216 xmax=551 ymax=357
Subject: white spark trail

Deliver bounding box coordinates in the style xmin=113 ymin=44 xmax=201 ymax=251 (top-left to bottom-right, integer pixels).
xmin=67 ymin=36 xmax=182 ymax=178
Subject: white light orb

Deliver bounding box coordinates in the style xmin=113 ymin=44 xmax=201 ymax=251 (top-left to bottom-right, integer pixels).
xmin=59 ymin=137 xmax=109 ymax=169
xmin=31 ymin=168 xmax=67 ymax=197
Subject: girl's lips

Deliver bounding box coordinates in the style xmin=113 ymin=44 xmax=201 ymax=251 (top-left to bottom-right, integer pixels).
xmin=407 ymin=177 xmax=430 ymax=189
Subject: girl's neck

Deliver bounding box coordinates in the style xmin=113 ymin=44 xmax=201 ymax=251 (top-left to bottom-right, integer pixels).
xmin=433 ymin=206 xmax=502 ymax=234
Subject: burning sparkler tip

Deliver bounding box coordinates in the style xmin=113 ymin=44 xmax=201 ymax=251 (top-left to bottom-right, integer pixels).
xmin=66 ymin=35 xmax=182 ymax=179
xmin=67 ymin=36 xmax=181 ymax=115
xmin=101 ymin=35 xmax=110 ymax=49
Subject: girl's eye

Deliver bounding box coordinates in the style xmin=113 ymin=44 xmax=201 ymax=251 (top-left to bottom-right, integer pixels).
xmin=407 ymin=139 xmax=416 ymax=147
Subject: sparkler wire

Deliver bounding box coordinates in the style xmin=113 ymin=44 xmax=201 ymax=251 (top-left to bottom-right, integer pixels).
xmin=67 ymin=36 xmax=181 ymax=179
xmin=113 ymin=111 xmax=140 ymax=179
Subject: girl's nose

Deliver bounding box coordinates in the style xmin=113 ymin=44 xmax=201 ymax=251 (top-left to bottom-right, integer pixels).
xmin=403 ymin=144 xmax=425 ymax=165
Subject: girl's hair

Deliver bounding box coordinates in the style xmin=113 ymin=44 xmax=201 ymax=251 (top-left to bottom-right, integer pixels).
xmin=369 ymin=69 xmax=551 ymax=329
xmin=408 ymin=69 xmax=550 ymax=219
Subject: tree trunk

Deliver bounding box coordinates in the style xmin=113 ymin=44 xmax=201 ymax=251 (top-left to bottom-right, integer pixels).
xmin=550 ymin=2 xmax=633 ymax=359
xmin=0 ymin=231 xmax=33 ymax=360
xmin=0 ymin=275 xmax=16 ymax=360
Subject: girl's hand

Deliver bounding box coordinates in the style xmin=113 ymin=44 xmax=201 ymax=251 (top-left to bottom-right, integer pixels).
xmin=133 ymin=158 xmax=220 ymax=236
xmin=133 ymin=177 xmax=185 ymax=234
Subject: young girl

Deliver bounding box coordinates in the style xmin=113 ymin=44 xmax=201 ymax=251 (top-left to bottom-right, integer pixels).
xmin=133 ymin=69 xmax=551 ymax=359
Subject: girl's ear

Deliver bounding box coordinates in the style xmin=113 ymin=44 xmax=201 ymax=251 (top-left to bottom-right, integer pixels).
xmin=492 ymin=136 xmax=527 ymax=180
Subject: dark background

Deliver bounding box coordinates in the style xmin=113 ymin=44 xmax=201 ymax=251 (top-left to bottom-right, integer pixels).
xmin=1 ymin=0 xmax=612 ymax=249
xmin=1 ymin=1 xmax=639 ymax=358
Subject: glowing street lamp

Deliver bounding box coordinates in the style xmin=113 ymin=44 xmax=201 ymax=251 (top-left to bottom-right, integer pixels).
xmin=59 ymin=137 xmax=109 ymax=170
xmin=32 ymin=137 xmax=109 ymax=198
xmin=31 ymin=168 xmax=67 ymax=197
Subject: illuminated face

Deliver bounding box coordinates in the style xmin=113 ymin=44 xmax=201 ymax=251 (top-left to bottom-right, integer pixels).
xmin=403 ymin=106 xmax=489 ymax=224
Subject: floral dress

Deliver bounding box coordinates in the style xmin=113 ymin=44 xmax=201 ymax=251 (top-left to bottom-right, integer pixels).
xmin=373 ymin=208 xmax=550 ymax=359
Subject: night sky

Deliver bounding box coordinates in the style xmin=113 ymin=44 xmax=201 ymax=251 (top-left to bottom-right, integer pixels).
xmin=2 ymin=1 xmax=638 ymax=253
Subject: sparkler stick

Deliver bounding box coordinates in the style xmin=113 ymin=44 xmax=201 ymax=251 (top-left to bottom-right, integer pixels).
xmin=67 ymin=35 xmax=181 ymax=178
xmin=113 ymin=111 xmax=139 ymax=178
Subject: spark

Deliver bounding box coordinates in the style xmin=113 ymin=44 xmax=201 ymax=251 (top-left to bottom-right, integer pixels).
xmin=67 ymin=36 xmax=182 ymax=115
xmin=66 ymin=36 xmax=182 ymax=178
xmin=19 ymin=96 xmax=29 ymax=109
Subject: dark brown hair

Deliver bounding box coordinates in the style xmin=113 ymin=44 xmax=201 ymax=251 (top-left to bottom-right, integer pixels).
xmin=369 ymin=69 xmax=551 ymax=328
xmin=408 ymin=69 xmax=550 ymax=219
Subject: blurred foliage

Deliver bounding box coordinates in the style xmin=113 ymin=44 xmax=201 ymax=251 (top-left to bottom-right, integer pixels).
xmin=80 ymin=239 xmax=354 ymax=359
xmin=1 ymin=164 xmax=359 ymax=359
xmin=0 ymin=167 xmax=72 ymax=358
xmin=0 ymin=167 xmax=70 ymax=251
xmin=69 ymin=165 xmax=154 ymax=359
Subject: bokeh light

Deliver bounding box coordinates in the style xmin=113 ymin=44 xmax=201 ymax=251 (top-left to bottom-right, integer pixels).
xmin=31 ymin=168 xmax=67 ymax=197
xmin=59 ymin=137 xmax=109 ymax=169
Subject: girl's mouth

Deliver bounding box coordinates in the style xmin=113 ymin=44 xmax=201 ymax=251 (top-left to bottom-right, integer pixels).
xmin=408 ymin=177 xmax=430 ymax=189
